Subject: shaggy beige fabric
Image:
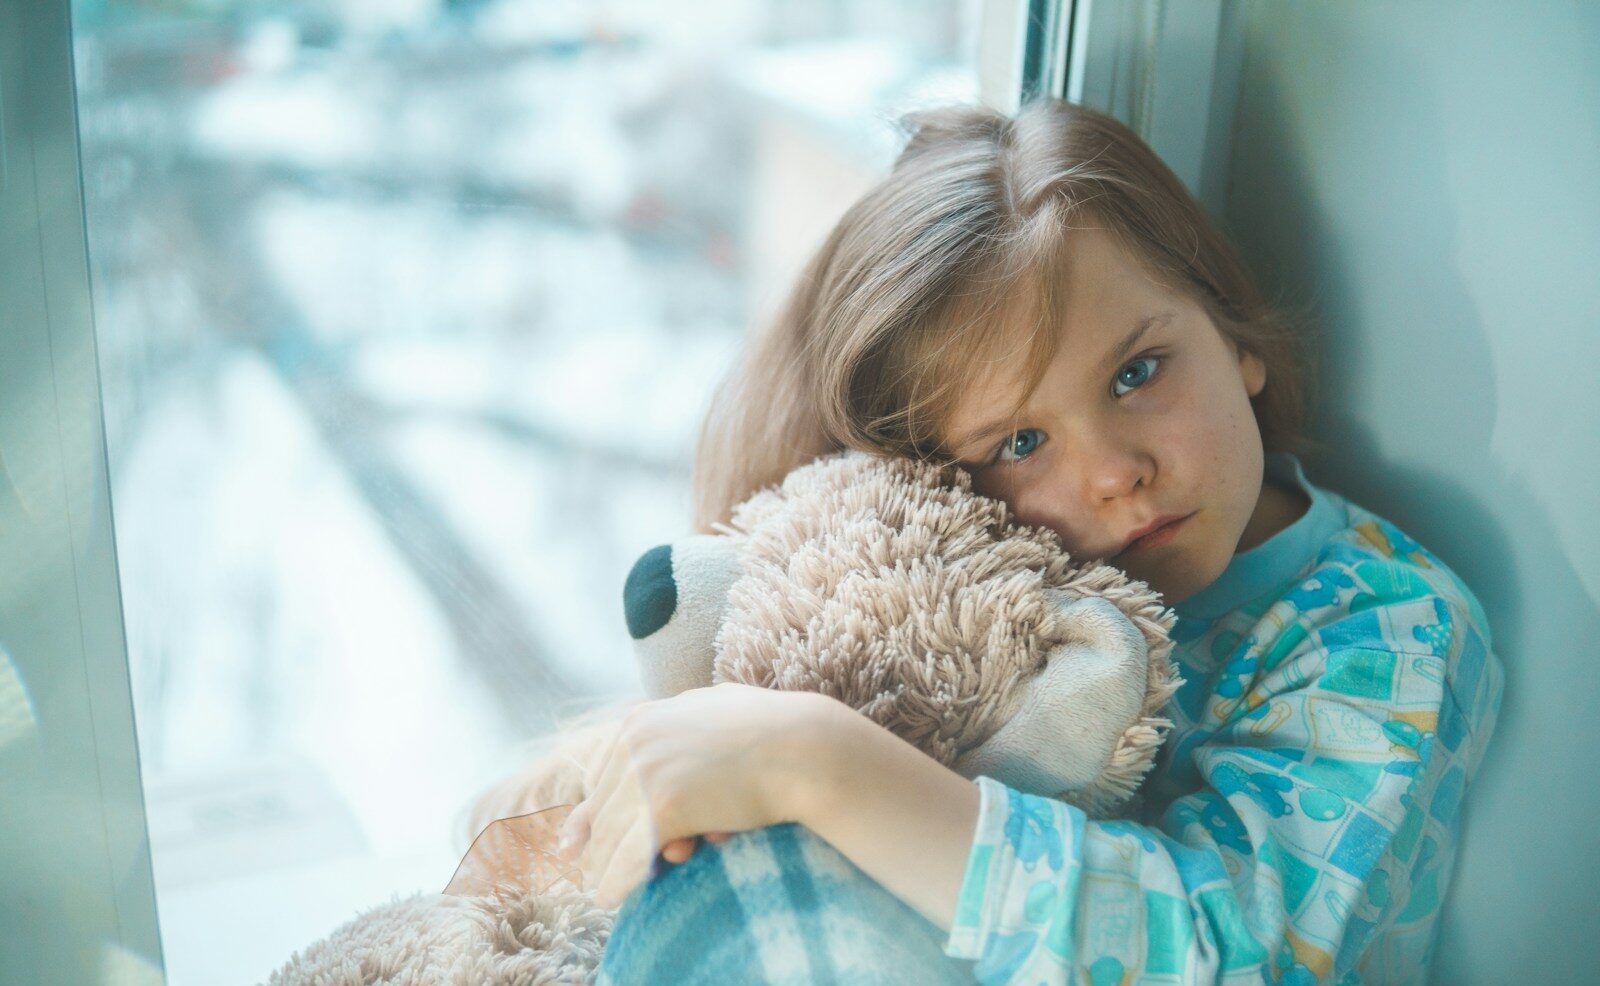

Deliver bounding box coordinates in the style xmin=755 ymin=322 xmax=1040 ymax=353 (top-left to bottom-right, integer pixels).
xmin=710 ymin=450 xmax=1181 ymax=817
xmin=265 ymin=883 xmax=610 ymax=986
xmin=266 ymin=449 xmax=1182 ymax=985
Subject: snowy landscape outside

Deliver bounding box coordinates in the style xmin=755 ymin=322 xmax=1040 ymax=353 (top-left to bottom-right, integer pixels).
xmin=70 ymin=0 xmax=982 ymax=981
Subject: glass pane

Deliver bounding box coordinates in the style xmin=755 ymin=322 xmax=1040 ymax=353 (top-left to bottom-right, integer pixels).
xmin=71 ymin=2 xmax=981 ymax=982
xmin=1 ymin=3 xmax=163 ymax=980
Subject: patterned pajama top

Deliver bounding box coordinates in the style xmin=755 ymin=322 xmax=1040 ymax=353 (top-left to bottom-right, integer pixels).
xmin=943 ymin=451 xmax=1505 ymax=985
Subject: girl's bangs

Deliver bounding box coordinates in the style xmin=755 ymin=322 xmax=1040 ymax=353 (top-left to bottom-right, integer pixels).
xmin=913 ymin=250 xmax=1062 ymax=461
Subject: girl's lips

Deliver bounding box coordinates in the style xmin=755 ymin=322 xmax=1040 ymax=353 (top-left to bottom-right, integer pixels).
xmin=1122 ymin=512 xmax=1193 ymax=553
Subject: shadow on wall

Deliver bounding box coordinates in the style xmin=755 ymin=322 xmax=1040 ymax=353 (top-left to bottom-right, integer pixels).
xmin=1220 ymin=12 xmax=1600 ymax=984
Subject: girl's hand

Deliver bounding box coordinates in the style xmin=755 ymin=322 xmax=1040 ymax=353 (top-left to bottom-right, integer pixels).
xmin=554 ymin=682 xmax=842 ymax=909
xmin=659 ymin=829 xmax=732 ymax=865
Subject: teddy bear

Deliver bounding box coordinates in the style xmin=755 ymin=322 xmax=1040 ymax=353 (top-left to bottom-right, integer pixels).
xmin=264 ymin=448 xmax=1182 ymax=985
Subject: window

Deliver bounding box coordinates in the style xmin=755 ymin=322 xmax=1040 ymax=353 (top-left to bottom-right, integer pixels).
xmin=71 ymin=2 xmax=984 ymax=980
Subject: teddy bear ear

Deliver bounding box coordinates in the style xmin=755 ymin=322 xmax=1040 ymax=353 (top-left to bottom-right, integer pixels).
xmin=622 ymin=535 xmax=743 ymax=699
xmin=950 ymin=592 xmax=1150 ymax=800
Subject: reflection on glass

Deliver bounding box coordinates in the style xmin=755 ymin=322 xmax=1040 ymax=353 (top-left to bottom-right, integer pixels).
xmin=0 ymin=642 xmax=39 ymax=750
xmin=72 ymin=1 xmax=979 ymax=981
xmin=444 ymin=803 xmax=581 ymax=898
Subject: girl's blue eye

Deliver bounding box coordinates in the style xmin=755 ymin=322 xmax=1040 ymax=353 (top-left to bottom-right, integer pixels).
xmin=988 ymin=354 xmax=1164 ymax=467
xmin=993 ymin=428 xmax=1043 ymax=465
xmin=1112 ymin=355 xmax=1162 ymax=397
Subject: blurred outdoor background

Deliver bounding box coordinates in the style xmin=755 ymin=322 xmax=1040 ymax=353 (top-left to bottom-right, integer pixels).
xmin=70 ymin=0 xmax=982 ymax=981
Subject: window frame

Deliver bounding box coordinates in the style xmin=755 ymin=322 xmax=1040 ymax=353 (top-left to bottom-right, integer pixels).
xmin=0 ymin=0 xmax=166 ymax=979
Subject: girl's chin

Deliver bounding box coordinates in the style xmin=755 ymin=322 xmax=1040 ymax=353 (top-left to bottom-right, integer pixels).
xmin=1122 ymin=564 xmax=1174 ymax=598
xmin=1126 ymin=556 xmax=1221 ymax=607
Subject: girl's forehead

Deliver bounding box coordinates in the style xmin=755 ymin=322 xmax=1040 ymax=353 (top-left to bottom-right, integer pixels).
xmin=962 ymin=329 xmax=1037 ymax=400
xmin=937 ymin=330 xmax=1043 ymax=452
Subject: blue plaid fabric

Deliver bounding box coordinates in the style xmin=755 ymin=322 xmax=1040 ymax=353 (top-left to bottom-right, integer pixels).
xmin=596 ymin=821 xmax=977 ymax=985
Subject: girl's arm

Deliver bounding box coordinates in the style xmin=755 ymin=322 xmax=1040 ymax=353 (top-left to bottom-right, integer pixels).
xmin=782 ymin=578 xmax=1505 ymax=986
xmin=791 ymin=700 xmax=982 ymax=933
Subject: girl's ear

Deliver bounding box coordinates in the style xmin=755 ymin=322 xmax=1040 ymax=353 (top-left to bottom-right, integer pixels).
xmin=1237 ymin=343 xmax=1267 ymax=398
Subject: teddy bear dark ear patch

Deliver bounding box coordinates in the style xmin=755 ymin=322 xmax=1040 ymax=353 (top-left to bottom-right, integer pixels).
xmin=623 ymin=544 xmax=677 ymax=640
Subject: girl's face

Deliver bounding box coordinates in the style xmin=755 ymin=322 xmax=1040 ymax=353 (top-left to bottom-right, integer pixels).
xmin=942 ymin=223 xmax=1290 ymax=605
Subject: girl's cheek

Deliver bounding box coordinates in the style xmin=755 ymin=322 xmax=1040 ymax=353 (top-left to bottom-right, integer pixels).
xmin=989 ymin=477 xmax=1074 ymax=547
xmin=977 ymin=468 xmax=1037 ymax=515
xmin=970 ymin=467 xmax=1007 ymax=503
xmin=973 ymin=456 xmax=1078 ymax=539
xmin=969 ymin=466 xmax=1009 ymax=507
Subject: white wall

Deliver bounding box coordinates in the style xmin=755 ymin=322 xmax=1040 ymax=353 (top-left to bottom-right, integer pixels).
xmin=1220 ymin=3 xmax=1599 ymax=981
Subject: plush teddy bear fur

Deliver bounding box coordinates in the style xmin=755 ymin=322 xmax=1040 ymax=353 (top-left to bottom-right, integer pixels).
xmin=699 ymin=449 xmax=1181 ymax=817
xmin=266 ymin=879 xmax=610 ymax=985
xmin=267 ymin=450 xmax=1182 ymax=985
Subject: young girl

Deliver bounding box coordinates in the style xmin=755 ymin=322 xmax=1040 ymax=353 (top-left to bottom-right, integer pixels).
xmin=556 ymin=98 xmax=1504 ymax=984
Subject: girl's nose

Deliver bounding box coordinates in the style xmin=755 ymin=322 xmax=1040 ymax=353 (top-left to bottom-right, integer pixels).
xmin=1073 ymin=429 xmax=1154 ymax=503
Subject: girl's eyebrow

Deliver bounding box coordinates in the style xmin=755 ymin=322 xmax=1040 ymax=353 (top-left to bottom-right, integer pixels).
xmin=1096 ymin=311 xmax=1173 ymax=376
xmin=952 ymin=312 xmax=1174 ymax=454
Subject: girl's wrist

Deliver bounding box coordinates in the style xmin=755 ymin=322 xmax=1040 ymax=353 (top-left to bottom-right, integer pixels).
xmin=769 ymin=699 xmax=982 ymax=931
xmin=759 ymin=692 xmax=857 ymax=828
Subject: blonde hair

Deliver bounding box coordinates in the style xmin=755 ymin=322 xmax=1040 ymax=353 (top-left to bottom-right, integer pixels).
xmin=691 ymin=98 xmax=1320 ymax=534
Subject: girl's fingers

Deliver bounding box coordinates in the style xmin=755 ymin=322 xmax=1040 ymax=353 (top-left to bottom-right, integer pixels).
xmin=584 ymin=728 xmax=635 ymax=814
xmin=579 ymin=776 xmax=641 ymax=877
xmin=660 ymin=831 xmax=729 ymax=865
xmin=661 ymin=836 xmax=698 ymax=863
xmin=561 ymin=724 xmax=635 ymax=857
xmin=593 ymin=813 xmax=654 ymax=909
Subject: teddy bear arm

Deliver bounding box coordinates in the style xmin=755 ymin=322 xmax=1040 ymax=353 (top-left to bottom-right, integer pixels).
xmin=950 ymin=596 xmax=1150 ymax=798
